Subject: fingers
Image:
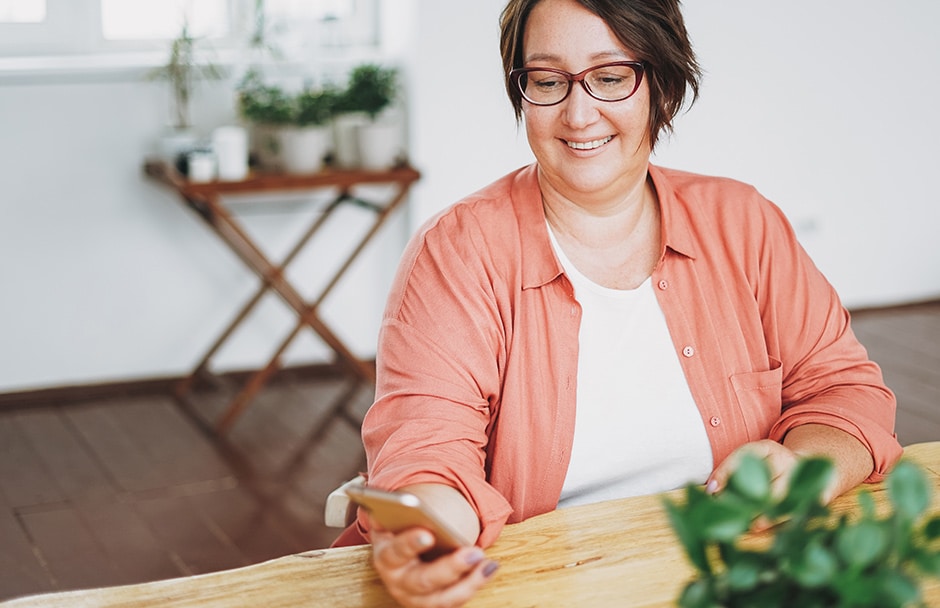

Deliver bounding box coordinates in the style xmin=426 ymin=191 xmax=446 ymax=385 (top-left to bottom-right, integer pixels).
xmin=372 ymin=526 xmax=435 ymax=570
xmin=706 ymin=439 xmax=798 ymax=499
xmin=371 ymin=525 xmax=499 ymax=608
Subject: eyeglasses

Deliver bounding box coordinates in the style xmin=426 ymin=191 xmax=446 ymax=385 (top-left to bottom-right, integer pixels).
xmin=510 ymin=61 xmax=645 ymax=106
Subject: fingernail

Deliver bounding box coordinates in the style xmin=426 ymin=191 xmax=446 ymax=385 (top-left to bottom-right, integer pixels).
xmin=416 ymin=532 xmax=434 ymax=548
xmin=482 ymin=560 xmax=499 ymax=578
xmin=706 ymin=480 xmax=719 ymax=494
xmin=464 ymin=548 xmax=484 ymax=566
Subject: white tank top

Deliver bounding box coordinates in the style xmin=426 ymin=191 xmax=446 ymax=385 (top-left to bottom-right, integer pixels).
xmin=548 ymin=226 xmax=713 ymax=508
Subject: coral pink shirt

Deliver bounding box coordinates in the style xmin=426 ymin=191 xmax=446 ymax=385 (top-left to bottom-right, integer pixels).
xmin=334 ymin=163 xmax=902 ymax=549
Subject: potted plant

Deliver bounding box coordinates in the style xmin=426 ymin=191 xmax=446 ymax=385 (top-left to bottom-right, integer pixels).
xmin=149 ymin=22 xmax=222 ymax=160
xmin=342 ymin=63 xmax=398 ymax=120
xmin=664 ymin=454 xmax=940 ymax=607
xmin=333 ymin=63 xmax=403 ymax=170
xmin=277 ymin=86 xmax=340 ymax=174
xmin=236 ymin=74 xmax=293 ymax=170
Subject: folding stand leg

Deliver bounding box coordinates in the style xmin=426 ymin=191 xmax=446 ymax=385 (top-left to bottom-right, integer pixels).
xmin=174 ymin=192 xmax=350 ymax=400
xmin=178 ymin=181 xmax=414 ymax=434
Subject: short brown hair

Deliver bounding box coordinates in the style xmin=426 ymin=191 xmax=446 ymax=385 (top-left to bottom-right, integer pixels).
xmin=499 ymin=0 xmax=702 ymax=148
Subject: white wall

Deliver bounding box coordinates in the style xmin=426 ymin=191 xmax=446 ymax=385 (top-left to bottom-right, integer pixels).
xmin=1 ymin=1 xmax=938 ymax=393
xmin=407 ymin=1 xmax=940 ymax=308
xmin=0 ymin=73 xmax=406 ymax=393
xmin=652 ymin=1 xmax=940 ymax=308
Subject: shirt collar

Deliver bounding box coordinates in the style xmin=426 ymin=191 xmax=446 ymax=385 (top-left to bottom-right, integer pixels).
xmin=648 ymin=164 xmax=698 ymax=261
xmin=511 ymin=164 xmax=564 ymax=290
xmin=513 ymin=162 xmax=697 ymax=291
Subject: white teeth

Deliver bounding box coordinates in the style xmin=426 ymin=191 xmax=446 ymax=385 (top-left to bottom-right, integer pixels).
xmin=567 ymin=136 xmax=612 ymax=150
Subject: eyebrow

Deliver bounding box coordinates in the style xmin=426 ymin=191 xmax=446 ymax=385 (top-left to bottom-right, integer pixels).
xmin=523 ymin=50 xmax=632 ymax=64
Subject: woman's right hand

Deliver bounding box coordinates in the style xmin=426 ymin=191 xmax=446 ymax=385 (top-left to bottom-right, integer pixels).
xmin=370 ymin=522 xmax=499 ymax=608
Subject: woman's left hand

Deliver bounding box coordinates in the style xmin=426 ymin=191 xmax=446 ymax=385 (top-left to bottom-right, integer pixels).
xmin=706 ymin=439 xmax=807 ymax=502
xmin=707 ymin=424 xmax=874 ymax=509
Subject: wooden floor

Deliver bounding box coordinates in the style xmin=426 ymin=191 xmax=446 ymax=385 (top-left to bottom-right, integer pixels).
xmin=0 ymin=301 xmax=938 ymax=602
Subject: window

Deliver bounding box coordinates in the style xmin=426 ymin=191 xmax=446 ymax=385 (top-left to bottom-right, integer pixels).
xmin=0 ymin=0 xmax=45 ymax=22
xmin=0 ymin=0 xmax=379 ymax=63
xmin=100 ymin=0 xmax=231 ymax=41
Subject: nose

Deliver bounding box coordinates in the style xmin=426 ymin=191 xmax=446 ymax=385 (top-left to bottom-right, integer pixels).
xmin=561 ymin=80 xmax=600 ymax=128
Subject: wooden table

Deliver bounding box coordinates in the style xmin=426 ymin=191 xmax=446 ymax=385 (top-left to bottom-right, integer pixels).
xmin=145 ymin=161 xmax=420 ymax=433
xmin=6 ymin=442 xmax=940 ymax=607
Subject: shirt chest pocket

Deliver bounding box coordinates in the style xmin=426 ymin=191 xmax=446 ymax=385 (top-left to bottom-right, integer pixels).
xmin=730 ymin=357 xmax=783 ymax=440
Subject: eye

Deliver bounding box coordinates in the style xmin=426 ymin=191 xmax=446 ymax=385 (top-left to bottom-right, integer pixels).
xmin=530 ymin=73 xmax=567 ymax=92
xmin=589 ymin=70 xmax=629 ymax=89
xmin=585 ymin=65 xmax=638 ymax=99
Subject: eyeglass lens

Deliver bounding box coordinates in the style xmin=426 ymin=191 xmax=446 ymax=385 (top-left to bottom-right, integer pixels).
xmin=517 ymin=63 xmax=640 ymax=105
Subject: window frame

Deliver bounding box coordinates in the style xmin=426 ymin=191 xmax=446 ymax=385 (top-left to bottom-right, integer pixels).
xmin=0 ymin=0 xmax=380 ymax=81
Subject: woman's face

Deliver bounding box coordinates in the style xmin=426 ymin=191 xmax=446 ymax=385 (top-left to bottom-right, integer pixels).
xmin=521 ymin=0 xmax=652 ymax=203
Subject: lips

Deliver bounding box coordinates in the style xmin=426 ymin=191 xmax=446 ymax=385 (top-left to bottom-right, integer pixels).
xmin=565 ymin=135 xmax=613 ymax=150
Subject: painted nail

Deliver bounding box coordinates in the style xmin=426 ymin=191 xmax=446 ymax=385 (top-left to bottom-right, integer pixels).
xmin=706 ymin=480 xmax=719 ymax=494
xmin=482 ymin=560 xmax=500 ymax=578
xmin=464 ymin=548 xmax=484 ymax=566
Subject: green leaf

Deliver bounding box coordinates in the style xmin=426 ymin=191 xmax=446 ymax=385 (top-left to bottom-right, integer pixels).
xmin=887 ymin=460 xmax=931 ymax=520
xmin=875 ymin=570 xmax=921 ymax=607
xmin=924 ymin=515 xmax=940 ymax=541
xmin=726 ymin=560 xmax=761 ymax=591
xmin=691 ymin=499 xmax=752 ymax=543
xmin=836 ymin=520 xmax=888 ymax=569
xmin=790 ymin=537 xmax=838 ymax=588
xmin=728 ymin=453 xmax=772 ymax=504
xmin=677 ymin=579 xmax=717 ymax=608
xmin=777 ymin=457 xmax=834 ymax=516
xmin=857 ymin=490 xmax=877 ymax=519
xmin=728 ymin=580 xmax=788 ymax=608
xmin=912 ymin=548 xmax=940 ymax=576
xmin=664 ymin=497 xmax=710 ymax=573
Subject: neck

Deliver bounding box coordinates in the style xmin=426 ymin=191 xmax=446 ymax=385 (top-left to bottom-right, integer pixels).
xmin=541 ymin=170 xmax=662 ymax=290
xmin=542 ymin=170 xmax=655 ymax=248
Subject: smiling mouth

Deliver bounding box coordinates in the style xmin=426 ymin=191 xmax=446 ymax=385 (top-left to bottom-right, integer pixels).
xmin=566 ymin=136 xmax=613 ymax=150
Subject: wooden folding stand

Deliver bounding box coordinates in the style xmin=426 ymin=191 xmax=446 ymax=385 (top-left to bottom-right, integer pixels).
xmin=144 ymin=161 xmax=420 ymax=433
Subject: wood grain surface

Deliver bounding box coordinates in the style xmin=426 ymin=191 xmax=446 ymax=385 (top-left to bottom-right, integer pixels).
xmin=5 ymin=442 xmax=940 ymax=607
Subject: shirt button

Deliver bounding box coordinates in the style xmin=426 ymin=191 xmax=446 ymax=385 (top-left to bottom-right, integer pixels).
xmin=710 ymin=416 xmax=721 ymax=427
xmin=658 ymin=279 xmax=669 ymax=290
xmin=682 ymin=346 xmax=695 ymax=357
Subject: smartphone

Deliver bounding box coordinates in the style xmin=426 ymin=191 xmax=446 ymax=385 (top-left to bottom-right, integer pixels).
xmin=344 ymin=485 xmax=470 ymax=558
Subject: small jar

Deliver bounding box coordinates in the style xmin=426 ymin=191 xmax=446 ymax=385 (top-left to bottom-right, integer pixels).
xmin=187 ymin=149 xmax=216 ymax=183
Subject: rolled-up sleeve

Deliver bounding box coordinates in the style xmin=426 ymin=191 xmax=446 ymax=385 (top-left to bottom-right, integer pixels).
xmin=358 ymin=208 xmax=514 ymax=547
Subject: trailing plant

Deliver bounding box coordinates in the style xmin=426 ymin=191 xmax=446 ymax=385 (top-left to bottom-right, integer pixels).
xmin=664 ymin=455 xmax=940 ymax=607
xmin=148 ymin=22 xmax=223 ymax=129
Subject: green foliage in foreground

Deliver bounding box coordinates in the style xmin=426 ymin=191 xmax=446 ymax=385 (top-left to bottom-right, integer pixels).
xmin=664 ymin=456 xmax=940 ymax=607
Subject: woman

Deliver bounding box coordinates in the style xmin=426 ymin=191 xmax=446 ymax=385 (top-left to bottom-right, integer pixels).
xmin=334 ymin=0 xmax=903 ymax=605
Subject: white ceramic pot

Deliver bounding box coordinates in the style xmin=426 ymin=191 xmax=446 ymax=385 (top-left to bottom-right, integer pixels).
xmin=251 ymin=124 xmax=284 ymax=172
xmin=212 ymin=126 xmax=249 ymax=181
xmin=331 ymin=112 xmax=370 ymax=169
xmin=358 ymin=120 xmax=402 ymax=171
xmin=278 ymin=126 xmax=332 ymax=174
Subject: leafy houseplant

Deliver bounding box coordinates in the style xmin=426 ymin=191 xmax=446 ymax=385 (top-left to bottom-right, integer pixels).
xmin=332 ymin=63 xmax=402 ymax=169
xmin=294 ymin=87 xmax=341 ymax=128
xmin=237 ymin=76 xmax=340 ymax=174
xmin=236 ymin=76 xmax=292 ymax=170
xmin=236 ymin=74 xmax=294 ymax=127
xmin=665 ymin=455 xmax=940 ymax=607
xmin=339 ymin=63 xmax=399 ymax=120
xmin=278 ymin=86 xmax=338 ymax=174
